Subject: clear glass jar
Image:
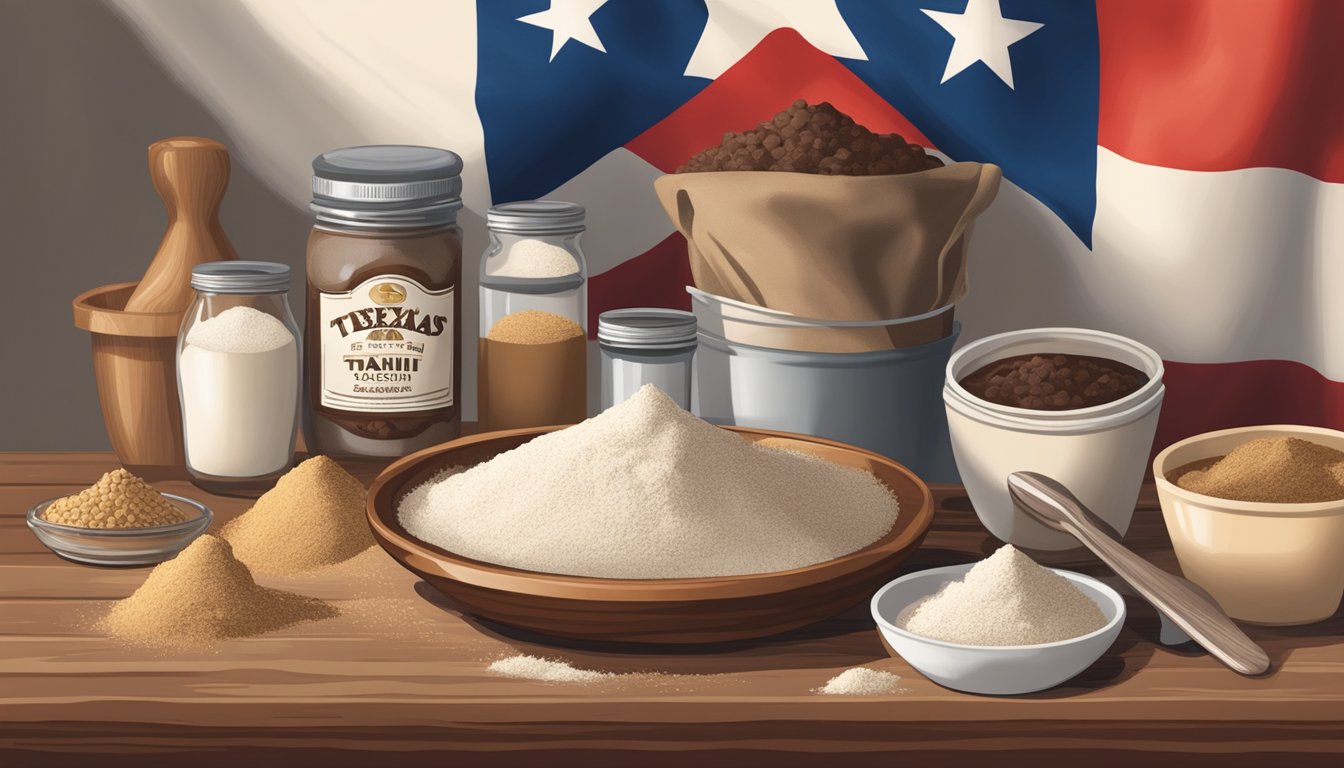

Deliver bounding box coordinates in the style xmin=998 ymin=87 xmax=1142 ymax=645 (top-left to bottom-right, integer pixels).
xmin=478 ymin=201 xmax=589 ymax=430
xmin=598 ymin=309 xmax=697 ymax=410
xmin=177 ymin=261 xmax=301 ymax=495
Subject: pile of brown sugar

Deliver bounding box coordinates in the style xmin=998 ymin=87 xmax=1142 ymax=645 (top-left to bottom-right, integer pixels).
xmin=222 ymin=455 xmax=373 ymax=574
xmin=487 ymin=310 xmax=584 ymax=345
xmin=1172 ymin=436 xmax=1344 ymax=503
xmin=42 ymin=468 xmax=187 ymax=528
xmin=99 ymin=534 xmax=337 ymax=647
xmin=678 ymin=99 xmax=943 ymax=175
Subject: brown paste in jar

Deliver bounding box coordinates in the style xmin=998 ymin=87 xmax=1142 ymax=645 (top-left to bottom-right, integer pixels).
xmin=306 ymin=225 xmax=462 ymax=456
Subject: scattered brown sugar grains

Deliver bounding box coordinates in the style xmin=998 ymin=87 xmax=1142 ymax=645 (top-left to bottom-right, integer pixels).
xmin=99 ymin=534 xmax=337 ymax=648
xmin=221 ymin=455 xmax=372 ymax=574
xmin=486 ymin=310 xmax=585 ymax=345
xmin=1171 ymin=436 xmax=1344 ymax=504
xmin=42 ymin=468 xmax=187 ymax=528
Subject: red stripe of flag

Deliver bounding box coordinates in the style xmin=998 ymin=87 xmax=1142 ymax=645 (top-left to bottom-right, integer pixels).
xmin=1156 ymin=359 xmax=1344 ymax=452
xmin=1098 ymin=0 xmax=1344 ymax=181
xmin=588 ymin=233 xmax=693 ymax=335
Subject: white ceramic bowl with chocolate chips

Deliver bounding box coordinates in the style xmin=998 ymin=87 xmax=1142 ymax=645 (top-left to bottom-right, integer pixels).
xmin=943 ymin=328 xmax=1165 ymax=551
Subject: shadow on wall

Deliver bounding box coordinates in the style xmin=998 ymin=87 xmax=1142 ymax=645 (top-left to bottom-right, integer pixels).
xmin=0 ymin=0 xmax=310 ymax=450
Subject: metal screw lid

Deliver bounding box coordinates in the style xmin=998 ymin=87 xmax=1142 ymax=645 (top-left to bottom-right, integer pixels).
xmin=311 ymin=145 xmax=463 ymax=228
xmin=487 ymin=200 xmax=585 ymax=235
xmin=598 ymin=309 xmax=698 ymax=349
xmin=191 ymin=261 xmax=291 ymax=294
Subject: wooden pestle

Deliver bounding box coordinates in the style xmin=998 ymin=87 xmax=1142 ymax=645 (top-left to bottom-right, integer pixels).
xmin=124 ymin=137 xmax=239 ymax=313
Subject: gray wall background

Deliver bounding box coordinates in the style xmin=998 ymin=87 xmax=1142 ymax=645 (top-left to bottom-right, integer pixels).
xmin=1 ymin=0 xmax=311 ymax=450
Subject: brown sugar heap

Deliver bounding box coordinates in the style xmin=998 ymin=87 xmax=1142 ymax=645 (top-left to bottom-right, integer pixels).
xmin=487 ymin=310 xmax=585 ymax=345
xmin=678 ymin=99 xmax=943 ymax=175
xmin=99 ymin=534 xmax=337 ymax=647
xmin=1173 ymin=437 xmax=1344 ymax=504
xmin=222 ymin=455 xmax=372 ymax=574
xmin=42 ymin=468 xmax=187 ymax=528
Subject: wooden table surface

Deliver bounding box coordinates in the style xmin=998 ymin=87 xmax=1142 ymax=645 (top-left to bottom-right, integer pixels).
xmin=2 ymin=452 xmax=1342 ymax=766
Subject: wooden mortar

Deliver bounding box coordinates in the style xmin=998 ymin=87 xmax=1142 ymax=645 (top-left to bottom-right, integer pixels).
xmin=71 ymin=137 xmax=239 ymax=470
xmin=72 ymin=282 xmax=185 ymax=469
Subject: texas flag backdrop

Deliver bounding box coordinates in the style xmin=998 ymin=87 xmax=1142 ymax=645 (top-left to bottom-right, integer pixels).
xmin=108 ymin=0 xmax=1344 ymax=448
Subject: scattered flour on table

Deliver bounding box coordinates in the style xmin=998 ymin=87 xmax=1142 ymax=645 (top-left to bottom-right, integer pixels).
xmin=816 ymin=667 xmax=904 ymax=695
xmin=488 ymin=655 xmax=615 ymax=684
xmin=184 ymin=305 xmax=292 ymax=353
xmin=398 ymin=385 xmax=899 ymax=578
xmin=896 ymin=545 xmax=1107 ymax=646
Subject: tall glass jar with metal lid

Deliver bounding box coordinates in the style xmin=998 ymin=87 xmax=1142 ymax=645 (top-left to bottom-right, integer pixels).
xmin=178 ymin=261 xmax=301 ymax=495
xmin=307 ymin=145 xmax=464 ymax=457
xmin=478 ymin=200 xmax=588 ymax=430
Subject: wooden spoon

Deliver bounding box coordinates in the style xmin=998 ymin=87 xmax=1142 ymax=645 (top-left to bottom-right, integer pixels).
xmin=1007 ymin=471 xmax=1271 ymax=676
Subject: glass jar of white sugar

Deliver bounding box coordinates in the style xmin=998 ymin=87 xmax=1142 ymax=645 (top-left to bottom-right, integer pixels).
xmin=598 ymin=309 xmax=697 ymax=411
xmin=477 ymin=201 xmax=589 ymax=430
xmin=177 ymin=261 xmax=301 ymax=495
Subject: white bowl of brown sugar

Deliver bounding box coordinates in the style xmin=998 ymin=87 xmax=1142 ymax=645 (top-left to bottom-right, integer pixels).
xmin=1155 ymin=425 xmax=1344 ymax=626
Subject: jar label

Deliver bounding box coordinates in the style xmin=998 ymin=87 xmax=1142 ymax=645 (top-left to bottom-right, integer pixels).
xmin=318 ymin=276 xmax=454 ymax=412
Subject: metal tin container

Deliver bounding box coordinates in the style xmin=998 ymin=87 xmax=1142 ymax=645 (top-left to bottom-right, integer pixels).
xmin=694 ymin=325 xmax=961 ymax=483
xmin=598 ymin=308 xmax=697 ymax=410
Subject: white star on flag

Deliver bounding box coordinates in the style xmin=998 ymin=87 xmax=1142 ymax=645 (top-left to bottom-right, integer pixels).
xmin=922 ymin=0 xmax=1043 ymax=89
xmin=517 ymin=0 xmax=610 ymax=62
xmin=684 ymin=0 xmax=868 ymax=79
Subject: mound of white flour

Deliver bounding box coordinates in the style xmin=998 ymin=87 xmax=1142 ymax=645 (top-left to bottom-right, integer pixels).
xmin=398 ymin=385 xmax=899 ymax=578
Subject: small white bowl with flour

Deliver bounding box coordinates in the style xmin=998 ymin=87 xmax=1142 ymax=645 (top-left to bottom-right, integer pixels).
xmin=871 ymin=561 xmax=1126 ymax=695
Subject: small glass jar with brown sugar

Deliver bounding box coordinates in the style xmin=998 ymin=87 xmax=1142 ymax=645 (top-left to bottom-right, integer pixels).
xmin=477 ymin=201 xmax=589 ymax=430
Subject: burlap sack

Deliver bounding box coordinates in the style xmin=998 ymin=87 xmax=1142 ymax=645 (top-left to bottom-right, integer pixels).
xmin=655 ymin=163 xmax=1001 ymax=350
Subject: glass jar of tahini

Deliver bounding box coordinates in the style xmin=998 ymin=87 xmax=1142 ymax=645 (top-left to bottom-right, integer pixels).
xmin=306 ymin=145 xmax=464 ymax=457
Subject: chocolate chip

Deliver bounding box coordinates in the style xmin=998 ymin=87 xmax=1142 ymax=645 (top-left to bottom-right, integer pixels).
xmin=677 ymin=101 xmax=943 ymax=176
xmin=959 ymin=353 xmax=1149 ymax=411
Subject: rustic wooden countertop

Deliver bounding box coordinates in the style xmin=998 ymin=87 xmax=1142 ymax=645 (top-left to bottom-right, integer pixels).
xmin=2 ymin=452 xmax=1342 ymax=766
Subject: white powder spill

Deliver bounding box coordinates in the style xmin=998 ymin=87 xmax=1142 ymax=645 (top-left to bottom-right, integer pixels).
xmin=896 ymin=545 xmax=1108 ymax=646
xmin=490 ymin=238 xmax=580 ymax=278
xmin=816 ymin=667 xmax=903 ymax=695
xmin=398 ymin=385 xmax=899 ymax=578
xmin=488 ymin=655 xmax=613 ymax=683
xmin=184 ymin=305 xmax=293 ymax=354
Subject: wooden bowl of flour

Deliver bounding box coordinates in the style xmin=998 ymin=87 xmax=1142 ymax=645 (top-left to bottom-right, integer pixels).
xmin=367 ymin=426 xmax=935 ymax=644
